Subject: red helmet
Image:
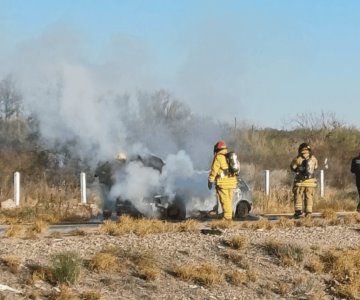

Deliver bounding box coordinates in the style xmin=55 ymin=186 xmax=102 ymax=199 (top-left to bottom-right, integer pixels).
xmin=213 ymin=140 xmax=227 ymax=153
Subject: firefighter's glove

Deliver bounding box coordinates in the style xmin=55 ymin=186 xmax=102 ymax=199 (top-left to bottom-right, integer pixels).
xmin=208 ymin=181 xmax=213 ymax=190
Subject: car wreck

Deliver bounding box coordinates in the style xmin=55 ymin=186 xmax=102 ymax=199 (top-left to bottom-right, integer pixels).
xmin=94 ymin=154 xmax=253 ymax=220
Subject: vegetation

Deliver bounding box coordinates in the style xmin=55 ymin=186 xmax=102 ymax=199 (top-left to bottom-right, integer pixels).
xmin=0 ymin=74 xmax=359 ymax=221
xmin=263 ymin=240 xmax=305 ymax=266
xmin=51 ymin=251 xmax=82 ymax=285
xmin=174 ymin=263 xmax=225 ymax=286
xmin=222 ymin=235 xmax=249 ymax=250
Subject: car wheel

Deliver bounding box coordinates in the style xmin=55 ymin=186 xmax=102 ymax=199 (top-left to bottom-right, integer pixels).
xmin=236 ymin=201 xmax=249 ymax=219
xmin=166 ymin=196 xmax=186 ymax=220
xmin=103 ymin=210 xmax=112 ymax=219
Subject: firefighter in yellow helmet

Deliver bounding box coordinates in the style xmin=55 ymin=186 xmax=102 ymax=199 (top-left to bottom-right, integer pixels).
xmin=290 ymin=143 xmax=318 ymax=218
xmin=208 ymin=140 xmax=238 ymax=220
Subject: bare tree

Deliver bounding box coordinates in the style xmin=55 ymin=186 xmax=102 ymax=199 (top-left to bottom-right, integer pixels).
xmin=288 ymin=111 xmax=344 ymax=131
xmin=0 ymin=75 xmax=22 ymax=121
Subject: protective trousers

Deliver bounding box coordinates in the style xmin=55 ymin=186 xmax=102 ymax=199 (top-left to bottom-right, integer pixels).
xmin=293 ymin=186 xmax=315 ymax=213
xmin=356 ymin=182 xmax=360 ymax=211
xmin=216 ymin=187 xmax=234 ymax=220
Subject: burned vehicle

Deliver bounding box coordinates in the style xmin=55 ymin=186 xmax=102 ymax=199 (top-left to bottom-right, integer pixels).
xmin=94 ymin=153 xmax=185 ymax=219
xmin=233 ymin=177 xmax=253 ymax=219
xmin=94 ymin=154 xmax=253 ymax=220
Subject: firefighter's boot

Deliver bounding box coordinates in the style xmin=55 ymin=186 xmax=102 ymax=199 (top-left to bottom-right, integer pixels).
xmin=293 ymin=210 xmax=302 ymax=219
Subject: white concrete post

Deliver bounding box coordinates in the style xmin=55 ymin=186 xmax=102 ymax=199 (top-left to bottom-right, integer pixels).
xmin=265 ymin=170 xmax=270 ymax=196
xmin=320 ymin=169 xmax=325 ymax=197
xmin=14 ymin=172 xmax=20 ymax=207
xmin=80 ymin=172 xmax=87 ymax=204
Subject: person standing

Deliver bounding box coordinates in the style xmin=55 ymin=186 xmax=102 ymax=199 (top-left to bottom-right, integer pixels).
xmin=208 ymin=140 xmax=238 ymax=220
xmin=350 ymin=152 xmax=360 ymax=212
xmin=290 ymin=143 xmax=318 ymax=218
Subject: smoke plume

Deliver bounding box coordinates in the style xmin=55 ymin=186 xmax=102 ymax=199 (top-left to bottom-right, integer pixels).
xmin=0 ymin=27 xmax=230 ymax=215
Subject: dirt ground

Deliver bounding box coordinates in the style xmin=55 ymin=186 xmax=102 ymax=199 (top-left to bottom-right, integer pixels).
xmin=0 ymin=217 xmax=359 ymax=300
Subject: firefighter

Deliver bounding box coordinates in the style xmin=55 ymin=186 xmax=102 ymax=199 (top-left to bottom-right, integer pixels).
xmin=350 ymin=152 xmax=360 ymax=212
xmin=208 ymin=140 xmax=238 ymax=220
xmin=290 ymin=143 xmax=318 ymax=218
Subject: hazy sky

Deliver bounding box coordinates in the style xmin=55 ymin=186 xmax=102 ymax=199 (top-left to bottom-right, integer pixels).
xmin=1 ymin=0 xmax=360 ymax=129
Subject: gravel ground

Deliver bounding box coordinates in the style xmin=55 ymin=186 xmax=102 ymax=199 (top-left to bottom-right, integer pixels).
xmin=0 ymin=219 xmax=359 ymax=300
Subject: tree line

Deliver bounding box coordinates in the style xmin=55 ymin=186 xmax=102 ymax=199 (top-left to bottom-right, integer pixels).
xmin=0 ymin=75 xmax=358 ymax=195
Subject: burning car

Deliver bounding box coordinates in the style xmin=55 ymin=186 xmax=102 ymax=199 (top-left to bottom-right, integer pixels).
xmin=94 ymin=154 xmax=253 ymax=220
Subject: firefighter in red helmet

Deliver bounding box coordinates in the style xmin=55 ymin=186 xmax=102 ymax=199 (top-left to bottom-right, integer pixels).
xmin=208 ymin=140 xmax=238 ymax=220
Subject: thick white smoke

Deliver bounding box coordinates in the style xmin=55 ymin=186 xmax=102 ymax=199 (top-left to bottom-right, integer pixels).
xmin=0 ymin=27 xmax=229 ymax=215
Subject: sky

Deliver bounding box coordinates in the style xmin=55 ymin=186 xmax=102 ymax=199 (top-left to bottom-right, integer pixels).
xmin=1 ymin=0 xmax=360 ymax=129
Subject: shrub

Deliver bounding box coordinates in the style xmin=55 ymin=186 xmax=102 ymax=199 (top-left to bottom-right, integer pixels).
xmin=321 ymin=247 xmax=360 ymax=299
xmin=89 ymin=251 xmax=120 ymax=273
xmin=263 ymin=240 xmax=305 ymax=266
xmin=222 ymin=235 xmax=249 ymax=250
xmin=174 ymin=263 xmax=224 ymax=286
xmin=222 ymin=250 xmax=249 ymax=269
xmin=80 ymin=290 xmax=101 ymax=300
xmin=0 ymin=255 xmax=22 ymax=273
xmin=51 ymin=251 xmax=82 ymax=285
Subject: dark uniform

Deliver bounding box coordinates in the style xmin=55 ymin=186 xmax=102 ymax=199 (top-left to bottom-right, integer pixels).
xmin=350 ymin=153 xmax=360 ymax=212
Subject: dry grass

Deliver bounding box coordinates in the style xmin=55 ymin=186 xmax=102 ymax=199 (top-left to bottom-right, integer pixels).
xmin=87 ymin=245 xmax=160 ymax=281
xmin=128 ymin=250 xmax=160 ymax=281
xmin=79 ymin=290 xmax=101 ymax=300
xmin=222 ymin=235 xmax=249 ymax=250
xmin=314 ymin=189 xmax=357 ymax=212
xmin=136 ymin=264 xmax=161 ymax=281
xmin=49 ymin=231 xmax=63 ymax=238
xmin=100 ymin=216 xmax=176 ymax=236
xmin=320 ymin=208 xmax=342 ymax=226
xmin=208 ymin=219 xmax=237 ymax=230
xmin=47 ymin=284 xmax=77 ymax=300
xmin=30 ymin=220 xmax=49 ymax=234
xmin=222 ymin=250 xmax=249 ymax=269
xmin=3 ymin=220 xmax=49 ymax=239
xmin=336 ymin=277 xmax=360 ymax=300
xmin=253 ymin=187 xmax=357 ymax=215
xmin=89 ymin=251 xmax=120 ymax=273
xmin=253 ymin=189 xmax=293 ymax=214
xmin=0 ymin=255 xmax=22 ymax=273
xmin=174 ymin=263 xmax=224 ymax=286
xmin=305 ymin=255 xmax=324 ymax=273
xmin=269 ymin=281 xmax=290 ymax=297
xmin=67 ymin=229 xmax=87 ymax=236
xmin=98 ymin=220 xmax=119 ymax=235
xmin=321 ymin=247 xmax=360 ymax=299
xmin=292 ymin=275 xmax=322 ymax=298
xmin=100 ymin=216 xmax=201 ymax=236
xmin=246 ymin=268 xmax=259 ymax=281
xmin=276 ymin=217 xmax=294 ymax=228
xmin=28 ymin=263 xmax=56 ymax=284
xmin=343 ymin=212 xmax=360 ymax=225
xmin=295 ymin=216 xmax=316 ymax=227
xmin=263 ymin=240 xmax=305 ymax=266
xmin=37 ymin=213 xmax=60 ymax=224
xmin=227 ymin=270 xmax=248 ymax=285
xmin=175 ymin=219 xmax=199 ymax=232
xmin=249 ymin=219 xmax=274 ymax=230
xmin=3 ymin=223 xmax=27 ymax=238
xmin=321 ymin=208 xmax=337 ymax=221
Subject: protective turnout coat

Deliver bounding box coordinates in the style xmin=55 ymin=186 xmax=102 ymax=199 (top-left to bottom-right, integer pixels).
xmin=290 ymin=155 xmax=318 ymax=187
xmin=208 ymin=149 xmax=238 ymax=189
